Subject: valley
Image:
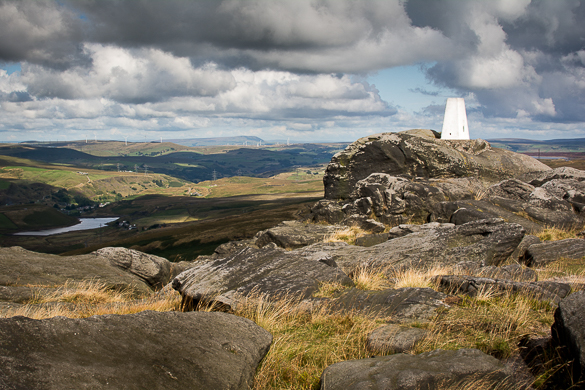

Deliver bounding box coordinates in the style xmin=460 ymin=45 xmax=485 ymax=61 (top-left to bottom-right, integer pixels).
xmin=0 ymin=139 xmax=337 ymax=259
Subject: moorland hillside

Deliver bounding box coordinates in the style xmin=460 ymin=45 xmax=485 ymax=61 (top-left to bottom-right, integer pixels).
xmin=1 ymin=130 xmax=585 ymax=389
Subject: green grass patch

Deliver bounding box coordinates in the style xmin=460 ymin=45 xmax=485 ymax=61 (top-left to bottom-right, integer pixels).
xmin=0 ymin=179 xmax=10 ymax=190
xmin=126 ymin=238 xmax=228 ymax=261
xmin=22 ymin=209 xmax=78 ymax=228
xmin=0 ymin=213 xmax=17 ymax=229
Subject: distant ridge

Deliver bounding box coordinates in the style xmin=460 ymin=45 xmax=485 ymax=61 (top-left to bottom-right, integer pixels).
xmin=488 ymin=138 xmax=585 ymax=144
xmin=167 ymin=136 xmax=264 ymax=147
xmin=487 ymin=138 xmax=585 ymax=153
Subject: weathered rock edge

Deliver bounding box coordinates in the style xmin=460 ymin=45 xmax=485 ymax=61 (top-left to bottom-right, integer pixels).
xmin=319 ymin=348 xmax=515 ymax=390
xmin=0 ymin=310 xmax=272 ymax=390
xmin=324 ymin=131 xmax=550 ymax=200
xmin=551 ymin=290 xmax=585 ymax=385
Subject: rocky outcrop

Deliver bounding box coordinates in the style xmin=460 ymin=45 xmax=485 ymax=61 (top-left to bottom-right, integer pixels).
xmin=431 ymin=177 xmax=585 ymax=230
xmin=314 ymin=171 xmax=585 ymax=230
xmin=367 ymin=324 xmax=428 ymax=354
xmin=254 ymin=220 xmax=340 ymax=249
xmin=310 ymin=132 xmax=585 ymax=229
xmin=0 ymin=311 xmax=272 ymax=390
xmin=434 ymin=275 xmax=571 ymax=305
xmin=300 ymin=219 xmax=525 ymax=271
xmin=475 ymin=263 xmax=537 ymax=282
xmin=0 ymin=246 xmax=153 ymax=298
xmin=430 ymin=199 xmax=544 ymax=233
xmin=323 ymin=131 xmax=550 ymax=200
xmin=328 ymin=287 xmax=447 ymax=322
xmin=522 ymin=166 xmax=585 ymax=187
xmin=172 ymin=246 xmax=353 ymax=310
xmin=94 ymin=247 xmax=172 ymax=289
xmin=551 ymin=290 xmax=585 ymax=385
xmin=313 ymin=173 xmax=485 ymax=225
xmin=320 ymin=348 xmax=515 ymax=390
xmin=520 ymin=238 xmax=585 ymax=267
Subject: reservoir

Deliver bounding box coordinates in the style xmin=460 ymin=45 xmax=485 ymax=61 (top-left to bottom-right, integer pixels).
xmin=14 ymin=217 xmax=119 ymax=236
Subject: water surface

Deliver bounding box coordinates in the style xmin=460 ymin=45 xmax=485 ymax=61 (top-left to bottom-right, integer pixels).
xmin=14 ymin=217 xmax=119 ymax=236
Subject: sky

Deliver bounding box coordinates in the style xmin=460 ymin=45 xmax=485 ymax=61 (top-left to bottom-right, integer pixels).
xmin=0 ymin=0 xmax=584 ymax=143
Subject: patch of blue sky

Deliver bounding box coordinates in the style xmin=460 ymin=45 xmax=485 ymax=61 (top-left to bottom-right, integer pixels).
xmin=0 ymin=62 xmax=21 ymax=75
xmin=367 ymin=64 xmax=455 ymax=113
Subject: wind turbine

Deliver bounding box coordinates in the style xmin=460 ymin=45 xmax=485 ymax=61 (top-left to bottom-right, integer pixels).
xmin=124 ymin=136 xmax=128 ymax=146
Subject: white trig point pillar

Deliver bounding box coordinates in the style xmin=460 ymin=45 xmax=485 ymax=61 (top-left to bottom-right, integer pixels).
xmin=441 ymin=98 xmax=469 ymax=140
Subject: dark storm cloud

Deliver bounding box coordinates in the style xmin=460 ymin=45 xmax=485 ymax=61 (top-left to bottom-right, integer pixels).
xmin=404 ymin=0 xmax=585 ymax=123
xmin=0 ymin=0 xmax=452 ymax=72
xmin=502 ymin=1 xmax=585 ymax=56
xmin=0 ymin=0 xmax=85 ymax=68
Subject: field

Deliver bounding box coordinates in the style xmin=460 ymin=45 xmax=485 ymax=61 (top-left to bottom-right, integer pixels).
xmin=0 ymin=141 xmax=347 ymax=183
xmin=0 ymin=140 xmax=330 ymax=258
xmin=0 ymin=193 xmax=320 ymax=259
xmin=488 ymin=138 xmax=585 ymax=153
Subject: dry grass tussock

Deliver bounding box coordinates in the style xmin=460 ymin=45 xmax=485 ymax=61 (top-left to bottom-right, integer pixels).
xmin=351 ymin=266 xmax=390 ymax=290
xmin=415 ymin=289 xmax=553 ymax=361
xmin=348 ymin=264 xmax=463 ymax=290
xmin=0 ymin=281 xmax=182 ymax=320
xmin=313 ymin=281 xmax=349 ymax=298
xmin=323 ymin=225 xmax=368 ymax=245
xmin=535 ymin=256 xmax=585 ymax=287
xmin=231 ymin=294 xmax=383 ymax=390
xmin=536 ymin=226 xmax=583 ymax=241
xmin=389 ymin=265 xmax=461 ymax=289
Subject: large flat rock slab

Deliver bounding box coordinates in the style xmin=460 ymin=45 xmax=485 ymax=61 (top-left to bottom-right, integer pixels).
xmin=431 ymin=199 xmax=544 ymax=234
xmin=172 ymin=246 xmax=354 ymax=310
xmin=320 ymin=348 xmax=512 ymax=390
xmin=434 ymin=275 xmax=571 ymax=306
xmin=0 ymin=246 xmax=152 ymax=296
xmin=0 ymin=311 xmax=272 ymax=390
xmin=328 ymin=287 xmax=447 ymax=323
xmin=520 ymin=239 xmax=585 ymax=267
xmin=254 ymin=220 xmax=341 ymax=249
xmin=299 ymin=219 xmax=525 ymax=271
xmin=94 ymin=247 xmax=173 ymax=289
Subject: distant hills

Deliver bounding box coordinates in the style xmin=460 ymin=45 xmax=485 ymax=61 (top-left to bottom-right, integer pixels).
xmin=487 ymin=138 xmax=585 ymax=153
xmin=166 ymin=136 xmax=265 ymax=147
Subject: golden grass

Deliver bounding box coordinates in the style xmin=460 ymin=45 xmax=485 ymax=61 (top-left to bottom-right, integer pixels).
xmin=231 ymin=294 xmax=382 ymax=390
xmin=313 ymin=281 xmax=349 ymax=298
xmin=351 ymin=266 xmax=390 ymax=291
xmin=536 ymin=226 xmax=583 ymax=241
xmin=534 ymin=256 xmax=585 ymax=287
xmin=414 ymin=292 xmax=553 ymax=360
xmin=390 ymin=265 xmax=459 ymax=289
xmin=323 ymin=225 xmax=368 ymax=245
xmin=0 ymin=281 xmax=182 ymax=320
xmin=27 ymin=280 xmax=133 ymax=305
